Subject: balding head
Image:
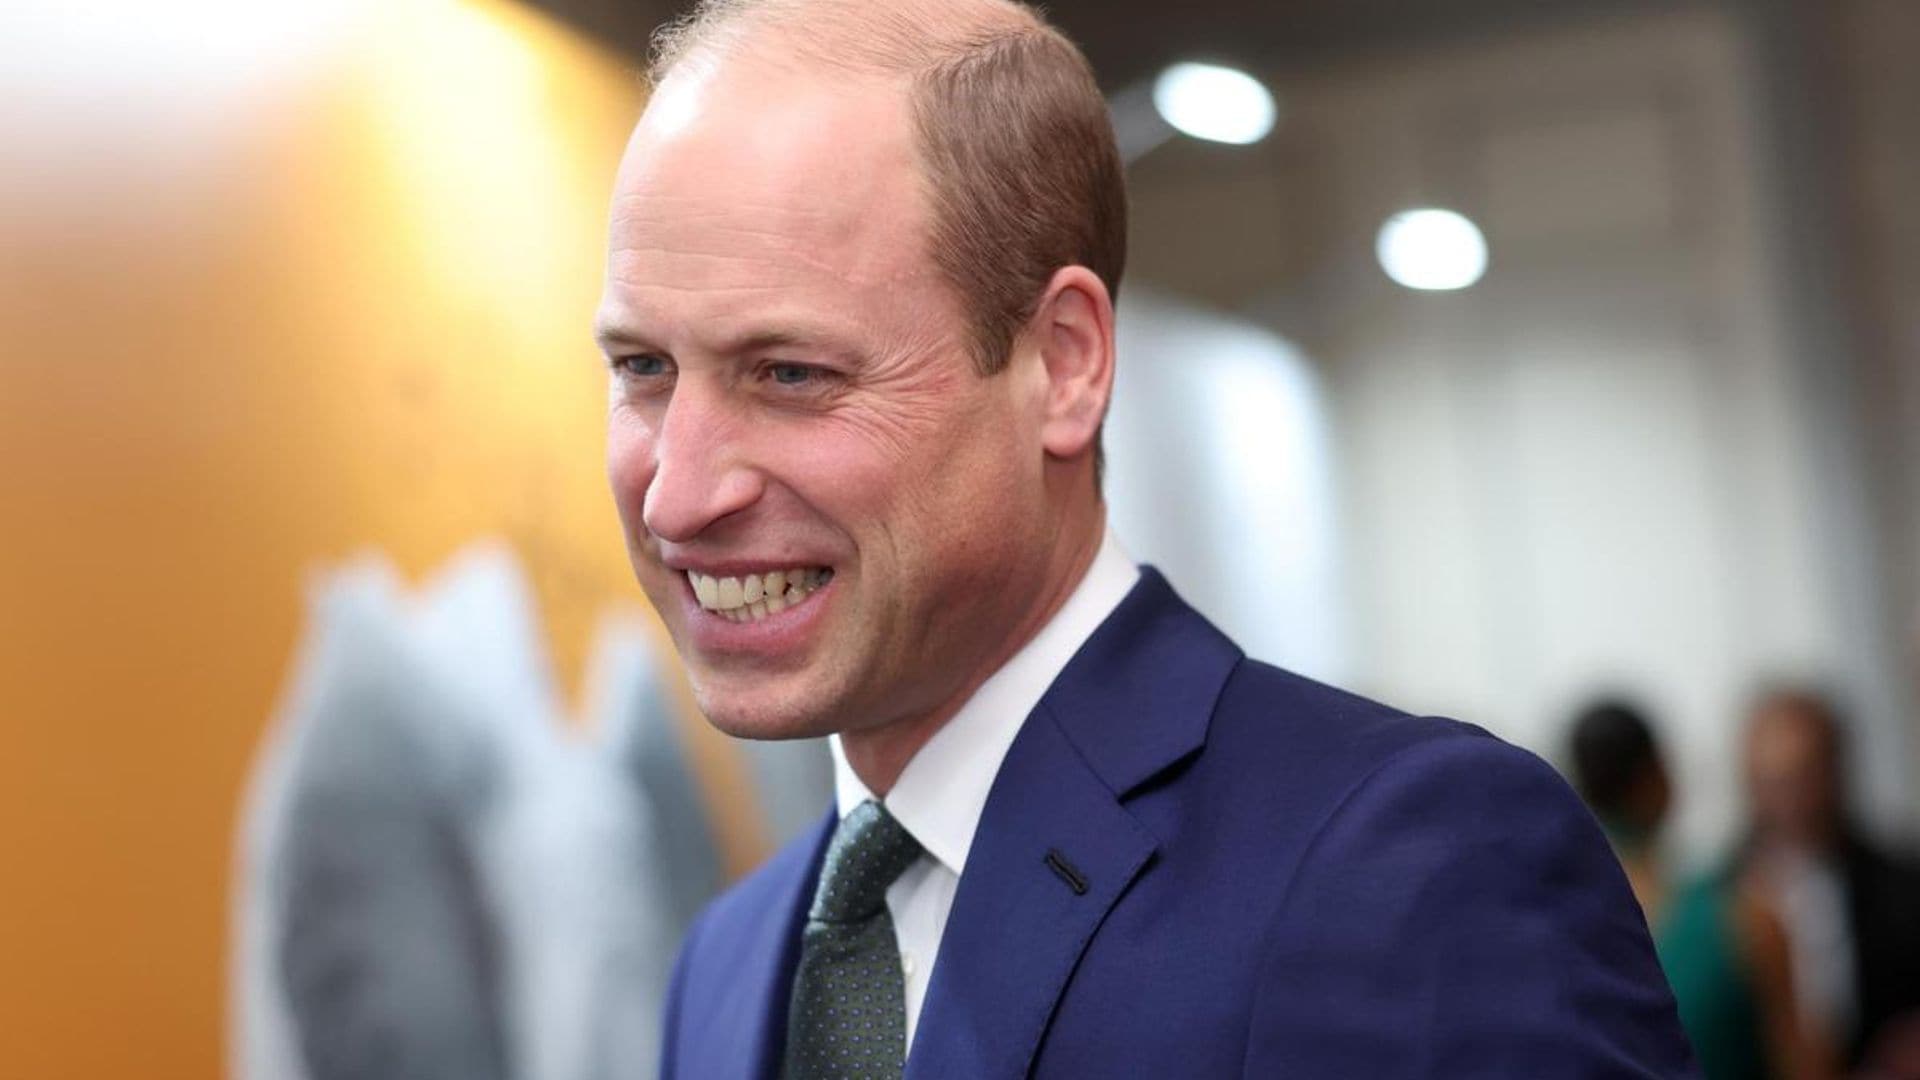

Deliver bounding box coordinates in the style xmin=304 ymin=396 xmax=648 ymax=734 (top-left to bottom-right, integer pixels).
xmin=651 ymin=0 xmax=1043 ymax=79
xmin=649 ymin=0 xmax=1127 ymax=377
xmin=598 ymin=0 xmax=1121 ymax=775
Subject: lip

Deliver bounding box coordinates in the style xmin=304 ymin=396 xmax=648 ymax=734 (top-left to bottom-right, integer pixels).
xmin=675 ymin=567 xmax=837 ymax=658
xmin=663 ymin=555 xmax=835 ymax=577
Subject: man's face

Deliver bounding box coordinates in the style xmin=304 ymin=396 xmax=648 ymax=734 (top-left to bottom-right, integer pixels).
xmin=1744 ymin=701 xmax=1841 ymax=852
xmin=598 ymin=59 xmax=1055 ymax=741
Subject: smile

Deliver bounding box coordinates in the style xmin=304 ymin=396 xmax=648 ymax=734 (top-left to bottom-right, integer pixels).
xmin=686 ymin=567 xmax=834 ymax=623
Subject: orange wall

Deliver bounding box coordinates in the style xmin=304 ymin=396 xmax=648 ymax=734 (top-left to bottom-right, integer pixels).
xmin=0 ymin=4 xmax=711 ymax=1075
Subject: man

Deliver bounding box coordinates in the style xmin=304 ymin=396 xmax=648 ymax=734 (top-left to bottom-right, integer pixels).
xmin=1740 ymin=688 xmax=1920 ymax=1075
xmin=597 ymin=0 xmax=1697 ymax=1075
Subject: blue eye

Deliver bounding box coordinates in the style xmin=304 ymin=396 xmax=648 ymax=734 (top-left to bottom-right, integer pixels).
xmin=619 ymin=354 xmax=669 ymax=377
xmin=769 ymin=363 xmax=813 ymax=385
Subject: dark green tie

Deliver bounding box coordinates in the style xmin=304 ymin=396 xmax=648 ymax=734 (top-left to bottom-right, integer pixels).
xmin=784 ymin=799 xmax=923 ymax=1080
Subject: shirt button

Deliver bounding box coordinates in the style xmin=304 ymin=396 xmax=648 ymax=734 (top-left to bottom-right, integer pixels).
xmin=901 ymin=951 xmax=916 ymax=977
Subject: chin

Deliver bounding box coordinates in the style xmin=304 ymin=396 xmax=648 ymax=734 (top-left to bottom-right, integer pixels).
xmin=691 ymin=678 xmax=844 ymax=742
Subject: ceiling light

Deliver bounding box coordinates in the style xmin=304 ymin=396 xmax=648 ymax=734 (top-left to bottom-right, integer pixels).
xmin=1151 ymin=62 xmax=1277 ymax=146
xmin=1375 ymin=208 xmax=1488 ymax=291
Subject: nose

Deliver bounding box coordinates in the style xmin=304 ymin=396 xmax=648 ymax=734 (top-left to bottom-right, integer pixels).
xmin=640 ymin=379 xmax=765 ymax=543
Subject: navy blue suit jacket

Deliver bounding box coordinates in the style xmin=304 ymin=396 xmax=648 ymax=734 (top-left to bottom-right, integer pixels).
xmin=661 ymin=569 xmax=1698 ymax=1077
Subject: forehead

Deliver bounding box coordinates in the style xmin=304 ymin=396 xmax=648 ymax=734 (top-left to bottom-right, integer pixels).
xmin=606 ymin=59 xmax=938 ymax=320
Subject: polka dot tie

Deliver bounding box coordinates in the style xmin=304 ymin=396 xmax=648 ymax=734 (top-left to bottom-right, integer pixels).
xmin=784 ymin=799 xmax=923 ymax=1080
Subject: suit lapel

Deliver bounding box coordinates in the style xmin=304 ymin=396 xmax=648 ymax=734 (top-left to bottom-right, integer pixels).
xmin=697 ymin=810 xmax=833 ymax=1079
xmin=906 ymin=569 xmax=1242 ymax=1079
xmin=904 ymin=706 xmax=1156 ymax=1079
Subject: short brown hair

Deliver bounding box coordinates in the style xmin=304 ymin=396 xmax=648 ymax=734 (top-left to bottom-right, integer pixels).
xmin=649 ymin=0 xmax=1127 ymax=375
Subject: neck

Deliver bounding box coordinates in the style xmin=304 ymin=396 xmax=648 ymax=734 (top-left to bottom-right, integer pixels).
xmin=840 ymin=506 xmax=1106 ymax=797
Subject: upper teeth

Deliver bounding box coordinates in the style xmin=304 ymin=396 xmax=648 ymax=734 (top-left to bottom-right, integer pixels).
xmin=688 ymin=567 xmax=830 ymax=616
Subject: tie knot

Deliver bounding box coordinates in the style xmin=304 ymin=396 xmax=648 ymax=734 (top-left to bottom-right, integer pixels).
xmin=809 ymin=799 xmax=922 ymax=924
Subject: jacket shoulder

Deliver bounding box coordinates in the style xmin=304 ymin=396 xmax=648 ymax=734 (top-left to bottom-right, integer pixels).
xmin=1211 ymin=665 xmax=1697 ymax=1076
xmin=1209 ymin=657 xmax=1509 ymax=792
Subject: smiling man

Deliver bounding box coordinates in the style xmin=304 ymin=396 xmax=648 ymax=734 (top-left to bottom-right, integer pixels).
xmin=598 ymin=1 xmax=1697 ymax=1077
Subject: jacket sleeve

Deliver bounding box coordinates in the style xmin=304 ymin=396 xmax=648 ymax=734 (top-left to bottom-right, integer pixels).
xmin=1244 ymin=730 xmax=1700 ymax=1078
xmin=658 ymin=906 xmax=707 ymax=1080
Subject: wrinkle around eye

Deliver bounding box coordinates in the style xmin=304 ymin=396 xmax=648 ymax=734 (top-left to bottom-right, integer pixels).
xmin=798 ymin=361 xmax=966 ymax=464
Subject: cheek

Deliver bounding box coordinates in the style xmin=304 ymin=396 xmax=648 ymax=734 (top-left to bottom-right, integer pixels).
xmin=904 ymin=411 xmax=1039 ymax=557
xmin=605 ymin=411 xmax=657 ymax=518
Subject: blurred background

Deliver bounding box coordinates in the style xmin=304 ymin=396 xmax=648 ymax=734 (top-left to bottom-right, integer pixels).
xmin=3 ymin=0 xmax=1917 ymax=1077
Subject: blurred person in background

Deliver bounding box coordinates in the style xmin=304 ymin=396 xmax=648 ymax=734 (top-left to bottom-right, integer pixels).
xmin=601 ymin=0 xmax=1696 ymax=1076
xmin=1571 ymin=698 xmax=1834 ymax=1080
xmin=1569 ymin=698 xmax=1676 ymax=916
xmin=1739 ymin=688 xmax=1920 ymax=1079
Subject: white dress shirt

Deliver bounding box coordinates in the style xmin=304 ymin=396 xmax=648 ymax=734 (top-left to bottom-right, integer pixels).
xmin=829 ymin=526 xmax=1139 ymax=1049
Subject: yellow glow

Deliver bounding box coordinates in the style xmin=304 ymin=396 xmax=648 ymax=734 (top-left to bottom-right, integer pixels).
xmin=0 ymin=3 xmax=782 ymax=1078
xmin=360 ymin=0 xmax=586 ymax=310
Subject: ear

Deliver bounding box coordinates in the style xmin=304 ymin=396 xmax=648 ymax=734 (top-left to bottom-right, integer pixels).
xmin=1031 ymin=265 xmax=1116 ymax=462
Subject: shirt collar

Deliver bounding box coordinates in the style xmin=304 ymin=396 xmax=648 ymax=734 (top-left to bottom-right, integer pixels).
xmin=831 ymin=525 xmax=1139 ymax=876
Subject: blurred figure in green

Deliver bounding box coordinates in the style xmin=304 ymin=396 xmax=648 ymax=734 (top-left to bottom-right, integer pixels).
xmin=1569 ymin=698 xmax=1834 ymax=1080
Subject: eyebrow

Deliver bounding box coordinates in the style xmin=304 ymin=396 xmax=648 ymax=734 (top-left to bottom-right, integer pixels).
xmin=733 ymin=328 xmax=827 ymax=355
xmin=593 ymin=317 xmax=656 ymax=353
xmin=595 ymin=317 xmax=862 ymax=366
